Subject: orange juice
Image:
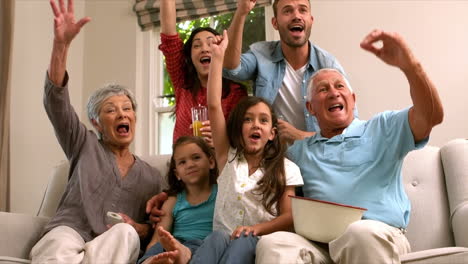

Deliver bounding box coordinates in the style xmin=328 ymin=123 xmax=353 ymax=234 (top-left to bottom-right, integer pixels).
xmin=192 ymin=120 xmax=203 ymax=136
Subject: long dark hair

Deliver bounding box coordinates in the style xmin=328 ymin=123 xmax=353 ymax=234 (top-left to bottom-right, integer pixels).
xmin=226 ymin=96 xmax=286 ymax=216
xmin=182 ymin=27 xmax=245 ymax=99
xmin=165 ymin=136 xmax=219 ymax=196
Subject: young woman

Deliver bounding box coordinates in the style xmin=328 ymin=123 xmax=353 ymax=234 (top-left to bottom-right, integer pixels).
xmin=159 ymin=0 xmax=247 ymax=144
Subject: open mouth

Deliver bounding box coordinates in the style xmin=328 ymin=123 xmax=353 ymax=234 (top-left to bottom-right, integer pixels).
xmin=200 ymin=56 xmax=211 ymax=65
xmin=250 ymin=133 xmax=261 ymax=140
xmin=328 ymin=104 xmax=344 ymax=112
xmin=116 ymin=124 xmax=129 ymax=134
xmin=289 ymin=24 xmax=304 ymax=33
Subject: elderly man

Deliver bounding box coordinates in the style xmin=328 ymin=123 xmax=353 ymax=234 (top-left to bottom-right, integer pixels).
xmin=255 ymin=29 xmax=444 ymax=264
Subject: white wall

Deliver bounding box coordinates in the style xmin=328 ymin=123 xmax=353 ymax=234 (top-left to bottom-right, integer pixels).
xmin=311 ymin=1 xmax=468 ymax=147
xmin=9 ymin=0 xmax=144 ymax=214
xmin=9 ymin=0 xmax=468 ymax=214
xmin=10 ymin=0 xmax=85 ymax=214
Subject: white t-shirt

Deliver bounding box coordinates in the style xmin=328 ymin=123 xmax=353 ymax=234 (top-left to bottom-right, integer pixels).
xmin=213 ymin=148 xmax=303 ymax=235
xmin=273 ymin=61 xmax=307 ymax=131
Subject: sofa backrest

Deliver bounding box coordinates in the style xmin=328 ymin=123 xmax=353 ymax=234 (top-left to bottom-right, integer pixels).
xmin=402 ymin=145 xmax=454 ymax=251
xmin=440 ymin=139 xmax=468 ymax=247
xmin=37 ymin=160 xmax=69 ymax=217
xmin=37 ymin=155 xmax=172 ymax=218
xmin=39 ymin=144 xmax=464 ymax=253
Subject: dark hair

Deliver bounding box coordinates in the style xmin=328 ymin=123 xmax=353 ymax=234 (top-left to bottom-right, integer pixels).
xmin=165 ymin=136 xmax=218 ymax=196
xmin=272 ymin=0 xmax=311 ymax=17
xmin=226 ymin=96 xmax=286 ymax=216
xmin=182 ymin=27 xmax=245 ymax=99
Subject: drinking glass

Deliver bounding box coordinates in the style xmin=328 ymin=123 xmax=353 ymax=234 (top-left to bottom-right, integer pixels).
xmin=191 ymin=105 xmax=207 ymax=137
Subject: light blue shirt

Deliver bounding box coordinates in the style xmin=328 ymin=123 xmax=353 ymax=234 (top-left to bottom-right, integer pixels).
xmin=223 ymin=40 xmax=349 ymax=132
xmin=288 ymin=108 xmax=428 ymax=228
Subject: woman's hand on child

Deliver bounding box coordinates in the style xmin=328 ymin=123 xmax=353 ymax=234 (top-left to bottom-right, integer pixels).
xmin=146 ymin=192 xmax=169 ymax=227
xmin=231 ymin=225 xmax=260 ymax=239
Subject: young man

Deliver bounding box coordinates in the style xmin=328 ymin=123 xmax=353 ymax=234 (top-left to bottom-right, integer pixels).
xmin=223 ymin=0 xmax=351 ymax=143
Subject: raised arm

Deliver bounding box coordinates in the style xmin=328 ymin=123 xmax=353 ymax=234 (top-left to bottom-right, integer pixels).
xmin=223 ymin=0 xmax=256 ymax=69
xmin=160 ymin=0 xmax=177 ymax=35
xmin=207 ymin=30 xmax=230 ymax=170
xmin=360 ymin=29 xmax=443 ymax=142
xmin=48 ymin=0 xmax=90 ymax=86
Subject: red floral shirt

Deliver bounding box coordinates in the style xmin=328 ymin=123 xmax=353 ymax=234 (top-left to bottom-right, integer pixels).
xmin=159 ymin=33 xmax=247 ymax=143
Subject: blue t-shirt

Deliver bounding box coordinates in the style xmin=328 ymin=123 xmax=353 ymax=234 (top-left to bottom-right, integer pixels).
xmin=172 ymin=184 xmax=217 ymax=241
xmin=288 ymin=108 xmax=427 ymax=228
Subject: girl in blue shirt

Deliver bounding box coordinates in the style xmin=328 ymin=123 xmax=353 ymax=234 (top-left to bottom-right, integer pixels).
xmin=137 ymin=136 xmax=218 ymax=264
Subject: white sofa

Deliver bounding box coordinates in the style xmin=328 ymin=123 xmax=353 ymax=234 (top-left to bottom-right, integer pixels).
xmin=0 ymin=139 xmax=467 ymax=263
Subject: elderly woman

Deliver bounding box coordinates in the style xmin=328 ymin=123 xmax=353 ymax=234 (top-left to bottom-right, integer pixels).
xmin=30 ymin=0 xmax=165 ymax=263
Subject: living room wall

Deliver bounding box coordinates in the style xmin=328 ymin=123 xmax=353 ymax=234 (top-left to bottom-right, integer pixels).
xmin=10 ymin=0 xmax=85 ymax=214
xmin=9 ymin=0 xmax=468 ymax=215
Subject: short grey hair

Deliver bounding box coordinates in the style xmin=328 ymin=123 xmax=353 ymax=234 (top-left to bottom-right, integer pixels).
xmin=306 ymin=68 xmax=353 ymax=102
xmin=86 ymin=84 xmax=137 ymax=125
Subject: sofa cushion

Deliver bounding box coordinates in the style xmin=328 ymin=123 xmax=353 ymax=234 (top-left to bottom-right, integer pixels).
xmin=37 ymin=160 xmax=69 ymax=218
xmin=401 ymin=247 xmax=468 ymax=264
xmin=140 ymin=154 xmax=171 ymax=182
xmin=0 ymin=212 xmax=49 ymax=261
xmin=403 ymin=146 xmax=454 ymax=251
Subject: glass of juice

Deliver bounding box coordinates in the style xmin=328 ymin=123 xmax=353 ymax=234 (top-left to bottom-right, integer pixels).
xmin=191 ymin=105 xmax=207 ymax=137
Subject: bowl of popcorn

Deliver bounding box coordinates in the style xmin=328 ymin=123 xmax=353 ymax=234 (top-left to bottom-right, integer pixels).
xmin=290 ymin=195 xmax=367 ymax=243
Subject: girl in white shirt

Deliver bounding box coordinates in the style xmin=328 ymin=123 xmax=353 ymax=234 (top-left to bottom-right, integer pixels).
xmin=189 ymin=30 xmax=303 ymax=264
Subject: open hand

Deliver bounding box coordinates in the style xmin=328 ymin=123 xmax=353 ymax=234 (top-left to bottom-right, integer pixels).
xmin=50 ymin=0 xmax=91 ymax=46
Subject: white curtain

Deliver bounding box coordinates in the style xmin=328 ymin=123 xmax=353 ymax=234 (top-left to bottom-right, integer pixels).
xmin=0 ymin=0 xmax=14 ymax=212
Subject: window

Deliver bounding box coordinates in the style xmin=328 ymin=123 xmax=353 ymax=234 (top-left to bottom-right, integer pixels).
xmin=148 ymin=7 xmax=271 ymax=155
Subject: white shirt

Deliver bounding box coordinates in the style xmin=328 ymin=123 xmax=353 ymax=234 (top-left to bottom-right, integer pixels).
xmin=213 ymin=148 xmax=303 ymax=235
xmin=273 ymin=61 xmax=307 ymax=131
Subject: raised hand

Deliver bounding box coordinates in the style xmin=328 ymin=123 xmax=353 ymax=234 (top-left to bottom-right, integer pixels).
xmin=210 ymin=30 xmax=229 ymax=60
xmin=50 ymin=0 xmax=91 ymax=46
xmin=360 ymin=29 xmax=417 ymax=72
xmin=237 ymin=0 xmax=257 ymax=16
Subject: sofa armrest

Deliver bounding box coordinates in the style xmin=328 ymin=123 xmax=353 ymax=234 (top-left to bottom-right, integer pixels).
xmin=452 ymin=202 xmax=468 ymax=247
xmin=0 ymin=212 xmax=50 ymax=260
xmin=441 ymin=138 xmax=468 ymax=247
